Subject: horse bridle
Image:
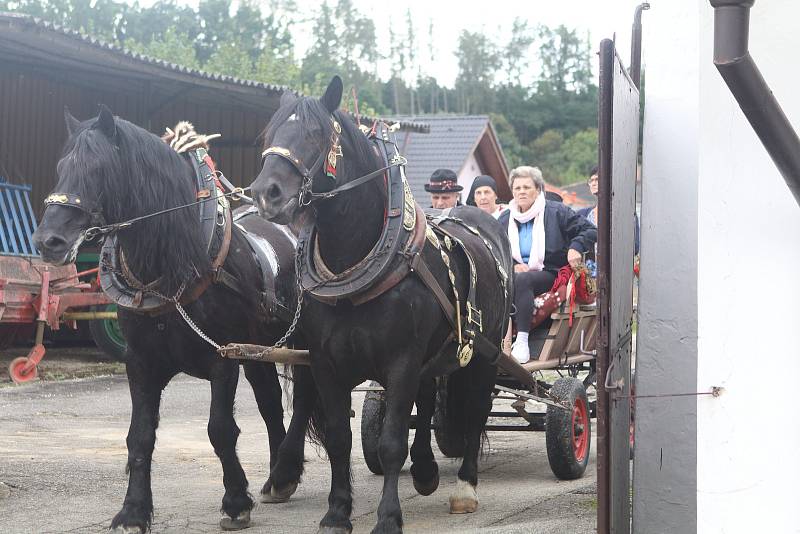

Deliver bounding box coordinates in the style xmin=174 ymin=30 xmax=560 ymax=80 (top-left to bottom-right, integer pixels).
xmin=43 ymin=192 xmax=107 ymax=227
xmin=261 ymin=117 xmax=406 ymax=206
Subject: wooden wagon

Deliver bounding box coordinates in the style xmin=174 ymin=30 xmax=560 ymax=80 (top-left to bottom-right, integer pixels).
xmin=0 ymin=179 xmax=123 ymax=383
xmin=358 ymin=302 xmax=597 ymax=481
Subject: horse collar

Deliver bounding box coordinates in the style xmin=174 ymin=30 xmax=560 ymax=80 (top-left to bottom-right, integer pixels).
xmin=298 ymin=123 xmax=424 ymax=305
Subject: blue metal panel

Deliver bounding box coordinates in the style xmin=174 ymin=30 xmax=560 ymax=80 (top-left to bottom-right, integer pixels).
xmin=0 ymin=207 xmax=9 ymax=253
xmin=0 ymin=188 xmax=19 ymax=255
xmin=14 ymin=189 xmax=35 ymax=254
xmin=0 ymin=179 xmax=39 ymax=257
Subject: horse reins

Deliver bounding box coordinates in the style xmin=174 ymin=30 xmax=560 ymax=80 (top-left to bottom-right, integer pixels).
xmin=44 ymin=183 xmax=252 ymax=242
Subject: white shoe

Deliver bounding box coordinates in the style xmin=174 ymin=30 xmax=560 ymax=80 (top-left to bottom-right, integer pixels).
xmin=511 ymin=340 xmax=530 ymax=364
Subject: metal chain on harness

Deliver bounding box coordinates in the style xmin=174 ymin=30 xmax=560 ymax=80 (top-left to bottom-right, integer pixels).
xmin=170 ymin=247 xmax=307 ymax=357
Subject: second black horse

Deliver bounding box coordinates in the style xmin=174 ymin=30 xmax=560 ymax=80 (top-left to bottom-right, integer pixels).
xmin=250 ymin=77 xmax=513 ymax=534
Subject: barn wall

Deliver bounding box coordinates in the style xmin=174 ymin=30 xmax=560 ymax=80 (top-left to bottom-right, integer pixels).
xmin=0 ymin=65 xmax=270 ymax=218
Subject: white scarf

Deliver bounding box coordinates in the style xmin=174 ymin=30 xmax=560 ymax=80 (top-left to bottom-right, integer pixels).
xmin=508 ymin=193 xmax=546 ymax=271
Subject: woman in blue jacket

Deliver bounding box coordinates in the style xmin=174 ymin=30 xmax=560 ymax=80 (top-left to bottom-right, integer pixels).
xmin=498 ymin=166 xmax=597 ymax=363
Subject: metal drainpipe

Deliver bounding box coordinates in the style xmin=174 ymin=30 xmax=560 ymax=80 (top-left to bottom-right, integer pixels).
xmin=710 ymin=0 xmax=800 ymax=206
xmin=630 ymin=3 xmax=650 ymax=90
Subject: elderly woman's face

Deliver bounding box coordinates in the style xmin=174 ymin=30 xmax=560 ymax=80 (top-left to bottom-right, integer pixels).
xmin=474 ymin=186 xmax=498 ymax=213
xmin=512 ymin=176 xmax=539 ymax=211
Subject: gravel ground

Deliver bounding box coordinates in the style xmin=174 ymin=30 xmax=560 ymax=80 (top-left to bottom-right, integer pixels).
xmin=0 ymin=351 xmax=596 ymax=534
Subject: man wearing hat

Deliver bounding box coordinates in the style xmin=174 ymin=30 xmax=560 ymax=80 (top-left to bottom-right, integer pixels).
xmin=425 ymin=168 xmax=463 ymax=209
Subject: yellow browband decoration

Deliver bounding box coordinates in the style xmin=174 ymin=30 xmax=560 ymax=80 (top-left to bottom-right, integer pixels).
xmin=45 ymin=194 xmax=70 ymax=204
xmin=261 ymin=146 xmax=297 ymax=162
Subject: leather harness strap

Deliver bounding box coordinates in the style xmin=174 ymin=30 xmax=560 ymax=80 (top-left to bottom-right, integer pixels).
xmin=410 ymin=251 xmax=458 ymax=332
xmin=346 ymin=203 xmax=427 ymax=306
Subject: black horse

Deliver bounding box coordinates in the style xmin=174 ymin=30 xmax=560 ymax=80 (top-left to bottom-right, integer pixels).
xmin=250 ymin=77 xmax=513 ymax=533
xmin=32 ymin=107 xmax=318 ymax=533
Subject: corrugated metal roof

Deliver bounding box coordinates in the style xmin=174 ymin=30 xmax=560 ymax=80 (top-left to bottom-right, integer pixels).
xmin=0 ymin=12 xmax=290 ymax=93
xmin=0 ymin=12 xmax=429 ymax=133
xmin=394 ymin=115 xmax=490 ymax=202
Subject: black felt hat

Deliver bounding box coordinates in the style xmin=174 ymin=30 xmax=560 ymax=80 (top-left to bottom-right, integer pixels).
xmin=424 ymin=168 xmax=463 ymax=192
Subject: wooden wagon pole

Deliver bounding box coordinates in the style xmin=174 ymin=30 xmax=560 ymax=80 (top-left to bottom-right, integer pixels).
xmin=218 ymin=343 xmax=311 ymax=366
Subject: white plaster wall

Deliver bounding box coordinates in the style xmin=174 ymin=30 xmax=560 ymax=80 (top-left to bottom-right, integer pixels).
xmin=696 ymin=1 xmax=800 ymax=532
xmin=458 ymin=152 xmax=481 ymax=193
xmin=634 ymin=1 xmax=699 ymax=531
xmin=637 ymin=1 xmax=800 ymax=531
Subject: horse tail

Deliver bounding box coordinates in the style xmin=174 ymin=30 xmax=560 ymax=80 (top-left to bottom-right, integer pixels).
xmin=306 ymin=394 xmax=327 ymax=448
xmin=287 ymin=364 xmax=326 ymax=447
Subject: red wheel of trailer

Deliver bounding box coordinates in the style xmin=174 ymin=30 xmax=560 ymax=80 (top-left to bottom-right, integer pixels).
xmin=9 ymin=357 xmax=38 ymax=384
xmin=572 ymin=396 xmax=589 ymax=463
xmin=546 ymin=377 xmax=591 ymax=480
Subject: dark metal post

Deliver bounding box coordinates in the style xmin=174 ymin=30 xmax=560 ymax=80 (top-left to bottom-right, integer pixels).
xmin=629 ymin=3 xmax=650 ymax=90
xmin=710 ymin=0 xmax=800 ymax=206
xmin=596 ymin=39 xmax=614 ymax=534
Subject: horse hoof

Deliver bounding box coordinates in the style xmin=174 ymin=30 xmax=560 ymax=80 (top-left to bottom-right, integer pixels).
xmin=317 ymin=527 xmax=352 ymax=534
xmin=449 ymin=479 xmax=478 ymax=514
xmin=412 ymin=465 xmax=440 ymax=496
xmin=220 ymin=510 xmax=251 ymax=531
xmin=260 ymin=480 xmax=298 ymax=503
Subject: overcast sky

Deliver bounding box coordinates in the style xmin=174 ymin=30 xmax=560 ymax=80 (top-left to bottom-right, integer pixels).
xmin=139 ymin=0 xmax=654 ymax=86
xmin=294 ymin=0 xmax=652 ymax=86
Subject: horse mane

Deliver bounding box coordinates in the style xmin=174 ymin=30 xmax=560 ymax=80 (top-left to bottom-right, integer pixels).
xmin=61 ymin=117 xmax=210 ymax=293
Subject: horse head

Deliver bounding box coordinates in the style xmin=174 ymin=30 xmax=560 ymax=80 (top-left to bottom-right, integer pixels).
xmin=33 ymin=105 xmax=119 ymax=265
xmin=251 ymin=76 xmax=347 ymax=225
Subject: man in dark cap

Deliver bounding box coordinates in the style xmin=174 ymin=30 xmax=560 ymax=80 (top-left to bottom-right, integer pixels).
xmin=425 ymin=168 xmax=463 ymax=209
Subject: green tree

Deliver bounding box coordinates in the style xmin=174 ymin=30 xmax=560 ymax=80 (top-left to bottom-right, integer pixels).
xmin=454 ymin=30 xmax=499 ymax=113
xmin=502 ymin=17 xmax=535 ymax=86
xmin=558 ymin=128 xmax=598 ymax=184
xmin=490 ymin=113 xmax=530 ymax=170
xmin=537 ymin=24 xmax=593 ymax=95
xmin=204 ymin=41 xmax=254 ymax=79
xmin=528 ymin=129 xmax=567 ymax=184
xmin=254 ymin=48 xmax=300 ymax=87
xmin=126 ymin=27 xmax=200 ymax=70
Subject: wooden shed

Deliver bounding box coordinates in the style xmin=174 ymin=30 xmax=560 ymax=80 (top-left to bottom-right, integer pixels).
xmin=0 ymin=12 xmax=426 ymax=214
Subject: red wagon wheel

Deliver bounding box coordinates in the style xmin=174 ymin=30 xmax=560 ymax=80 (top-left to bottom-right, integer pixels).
xmin=546 ymin=377 xmax=591 ymax=480
xmin=9 ymin=357 xmax=38 ymax=384
xmin=571 ymin=395 xmax=590 ymax=463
